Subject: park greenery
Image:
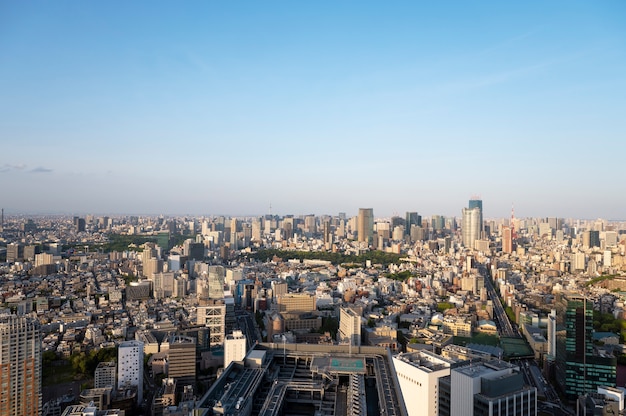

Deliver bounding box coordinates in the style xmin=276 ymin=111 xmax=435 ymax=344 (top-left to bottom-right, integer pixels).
xmin=585 ymin=274 xmax=619 ymax=287
xmin=386 ymin=270 xmax=413 ymax=281
xmin=437 ymin=302 xmax=455 ymax=313
xmin=246 ymin=249 xmax=402 ymax=266
xmin=63 ymin=233 xmax=191 ymax=253
xmin=592 ymin=311 xmax=626 ymax=340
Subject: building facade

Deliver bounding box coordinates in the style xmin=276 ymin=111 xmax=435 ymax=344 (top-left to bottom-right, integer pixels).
xmin=555 ymin=293 xmax=616 ymax=400
xmin=357 ymin=208 xmax=374 ymax=244
xmin=0 ymin=315 xmax=41 ymax=416
xmin=118 ymin=340 xmax=144 ymax=403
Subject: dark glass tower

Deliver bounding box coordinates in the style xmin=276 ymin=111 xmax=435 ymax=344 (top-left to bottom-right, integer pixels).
xmin=555 ymin=293 xmax=616 ymax=400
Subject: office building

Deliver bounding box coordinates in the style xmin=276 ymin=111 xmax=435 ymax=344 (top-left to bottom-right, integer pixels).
xmin=73 ymin=216 xmax=86 ymax=232
xmin=502 ymin=226 xmax=513 ymax=254
xmin=555 ymin=293 xmax=616 ymax=400
xmin=547 ymin=309 xmax=556 ymax=361
xmin=197 ymin=299 xmax=226 ymax=346
xmin=94 ymin=361 xmax=117 ymax=389
xmin=6 ymin=243 xmax=24 ymax=263
xmin=275 ymin=293 xmax=316 ymax=313
xmin=339 ymin=307 xmax=362 ymax=346
xmin=462 ymin=207 xmax=482 ymax=249
xmin=224 ymin=330 xmax=247 ymax=369
xmin=393 ymin=350 xmax=456 ymax=416
xmin=405 ymin=212 xmax=421 ymax=236
xmin=0 ymin=315 xmax=41 ymax=416
xmin=166 ymin=335 xmax=196 ymax=390
xmin=439 ymin=361 xmax=536 ymax=416
xmin=208 ymin=265 xmax=226 ymax=299
xmin=468 ymin=198 xmax=483 ymax=235
xmin=357 ymin=208 xmax=374 ymax=244
xmin=118 ymin=340 xmax=144 ymax=403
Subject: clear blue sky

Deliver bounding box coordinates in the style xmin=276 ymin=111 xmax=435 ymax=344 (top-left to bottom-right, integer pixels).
xmin=1 ymin=1 xmax=625 ymax=219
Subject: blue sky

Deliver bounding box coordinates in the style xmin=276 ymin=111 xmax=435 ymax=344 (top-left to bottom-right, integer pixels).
xmin=1 ymin=1 xmax=625 ymax=219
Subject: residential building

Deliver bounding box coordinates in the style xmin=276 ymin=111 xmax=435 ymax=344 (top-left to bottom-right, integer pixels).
xmin=117 ymin=340 xmax=144 ymax=403
xmin=0 ymin=315 xmax=41 ymax=416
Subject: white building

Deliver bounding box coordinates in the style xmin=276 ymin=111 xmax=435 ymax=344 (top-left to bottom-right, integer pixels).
xmin=339 ymin=307 xmax=361 ymax=346
xmin=224 ymin=330 xmax=247 ymax=369
xmin=392 ymin=350 xmax=456 ymax=416
xmin=447 ymin=361 xmax=536 ymax=416
xmin=94 ymin=361 xmax=116 ymax=389
xmin=118 ymin=340 xmax=144 ymax=403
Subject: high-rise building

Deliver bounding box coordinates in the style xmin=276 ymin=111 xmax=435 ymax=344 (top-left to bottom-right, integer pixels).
xmin=555 ymin=293 xmax=616 ymax=400
xmin=118 ymin=340 xmax=144 ymax=403
xmin=208 ymin=265 xmax=226 ymax=299
xmin=405 ymin=212 xmax=421 ymax=237
xmin=94 ymin=361 xmax=116 ymax=389
xmin=502 ymin=226 xmax=513 ymax=254
xmin=224 ymin=330 xmax=247 ymax=369
xmin=338 ymin=307 xmax=361 ymax=346
xmin=197 ymin=299 xmax=226 ymax=346
xmin=166 ymin=335 xmax=196 ymax=390
xmin=547 ymin=309 xmax=556 ymax=361
xmin=357 ymin=208 xmax=374 ymax=244
xmin=0 ymin=316 xmax=41 ymax=416
xmin=462 ymin=207 xmax=482 ymax=249
xmin=468 ymin=198 xmax=483 ymax=235
xmin=6 ymin=243 xmax=24 ymax=263
xmin=73 ymin=216 xmax=86 ymax=232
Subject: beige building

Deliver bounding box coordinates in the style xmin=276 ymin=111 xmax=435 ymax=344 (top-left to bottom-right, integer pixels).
xmin=275 ymin=293 xmax=316 ymax=313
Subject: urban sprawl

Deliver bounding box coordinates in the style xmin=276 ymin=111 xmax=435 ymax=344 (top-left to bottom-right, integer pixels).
xmin=1 ymin=201 xmax=626 ymax=416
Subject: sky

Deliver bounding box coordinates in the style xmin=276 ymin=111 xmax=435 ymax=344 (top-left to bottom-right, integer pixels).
xmin=1 ymin=1 xmax=625 ymax=219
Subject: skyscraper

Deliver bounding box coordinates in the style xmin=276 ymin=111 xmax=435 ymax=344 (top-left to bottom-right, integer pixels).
xmin=357 ymin=208 xmax=374 ymax=244
xmin=0 ymin=315 xmax=41 ymax=416
xmin=118 ymin=340 xmax=144 ymax=403
xmin=502 ymin=226 xmax=513 ymax=254
xmin=462 ymin=207 xmax=481 ymax=249
xmin=468 ymin=198 xmax=483 ymax=235
xmin=555 ymin=293 xmax=616 ymax=400
xmin=405 ymin=212 xmax=421 ymax=237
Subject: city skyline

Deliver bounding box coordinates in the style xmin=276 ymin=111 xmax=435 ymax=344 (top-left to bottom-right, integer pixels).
xmin=2 ymin=2 xmax=625 ymax=219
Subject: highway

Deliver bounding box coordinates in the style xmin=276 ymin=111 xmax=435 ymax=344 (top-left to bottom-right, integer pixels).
xmin=479 ymin=263 xmax=572 ymax=415
xmin=478 ymin=264 xmax=521 ymax=338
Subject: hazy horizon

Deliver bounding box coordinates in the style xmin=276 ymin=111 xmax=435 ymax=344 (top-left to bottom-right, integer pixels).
xmin=2 ymin=1 xmax=625 ymax=219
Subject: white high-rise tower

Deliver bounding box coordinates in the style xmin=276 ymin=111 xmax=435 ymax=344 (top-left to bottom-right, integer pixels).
xmin=118 ymin=340 xmax=144 ymax=403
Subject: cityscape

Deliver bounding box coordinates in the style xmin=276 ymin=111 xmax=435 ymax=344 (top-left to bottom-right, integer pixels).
xmin=3 ymin=2 xmax=626 ymax=416
xmin=1 ymin=202 xmax=626 ymax=415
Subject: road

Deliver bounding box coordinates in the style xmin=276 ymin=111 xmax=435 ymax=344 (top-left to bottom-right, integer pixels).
xmin=479 ymin=264 xmax=520 ymax=338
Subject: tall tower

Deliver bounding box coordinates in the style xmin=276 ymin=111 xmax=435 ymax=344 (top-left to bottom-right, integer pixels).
xmin=118 ymin=340 xmax=144 ymax=403
xmin=461 ymin=207 xmax=481 ymax=249
xmin=0 ymin=315 xmax=41 ymax=416
xmin=555 ymin=293 xmax=616 ymax=399
xmin=468 ymin=197 xmax=483 ymax=236
xmin=502 ymin=226 xmax=513 ymax=254
xmin=357 ymin=208 xmax=374 ymax=245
